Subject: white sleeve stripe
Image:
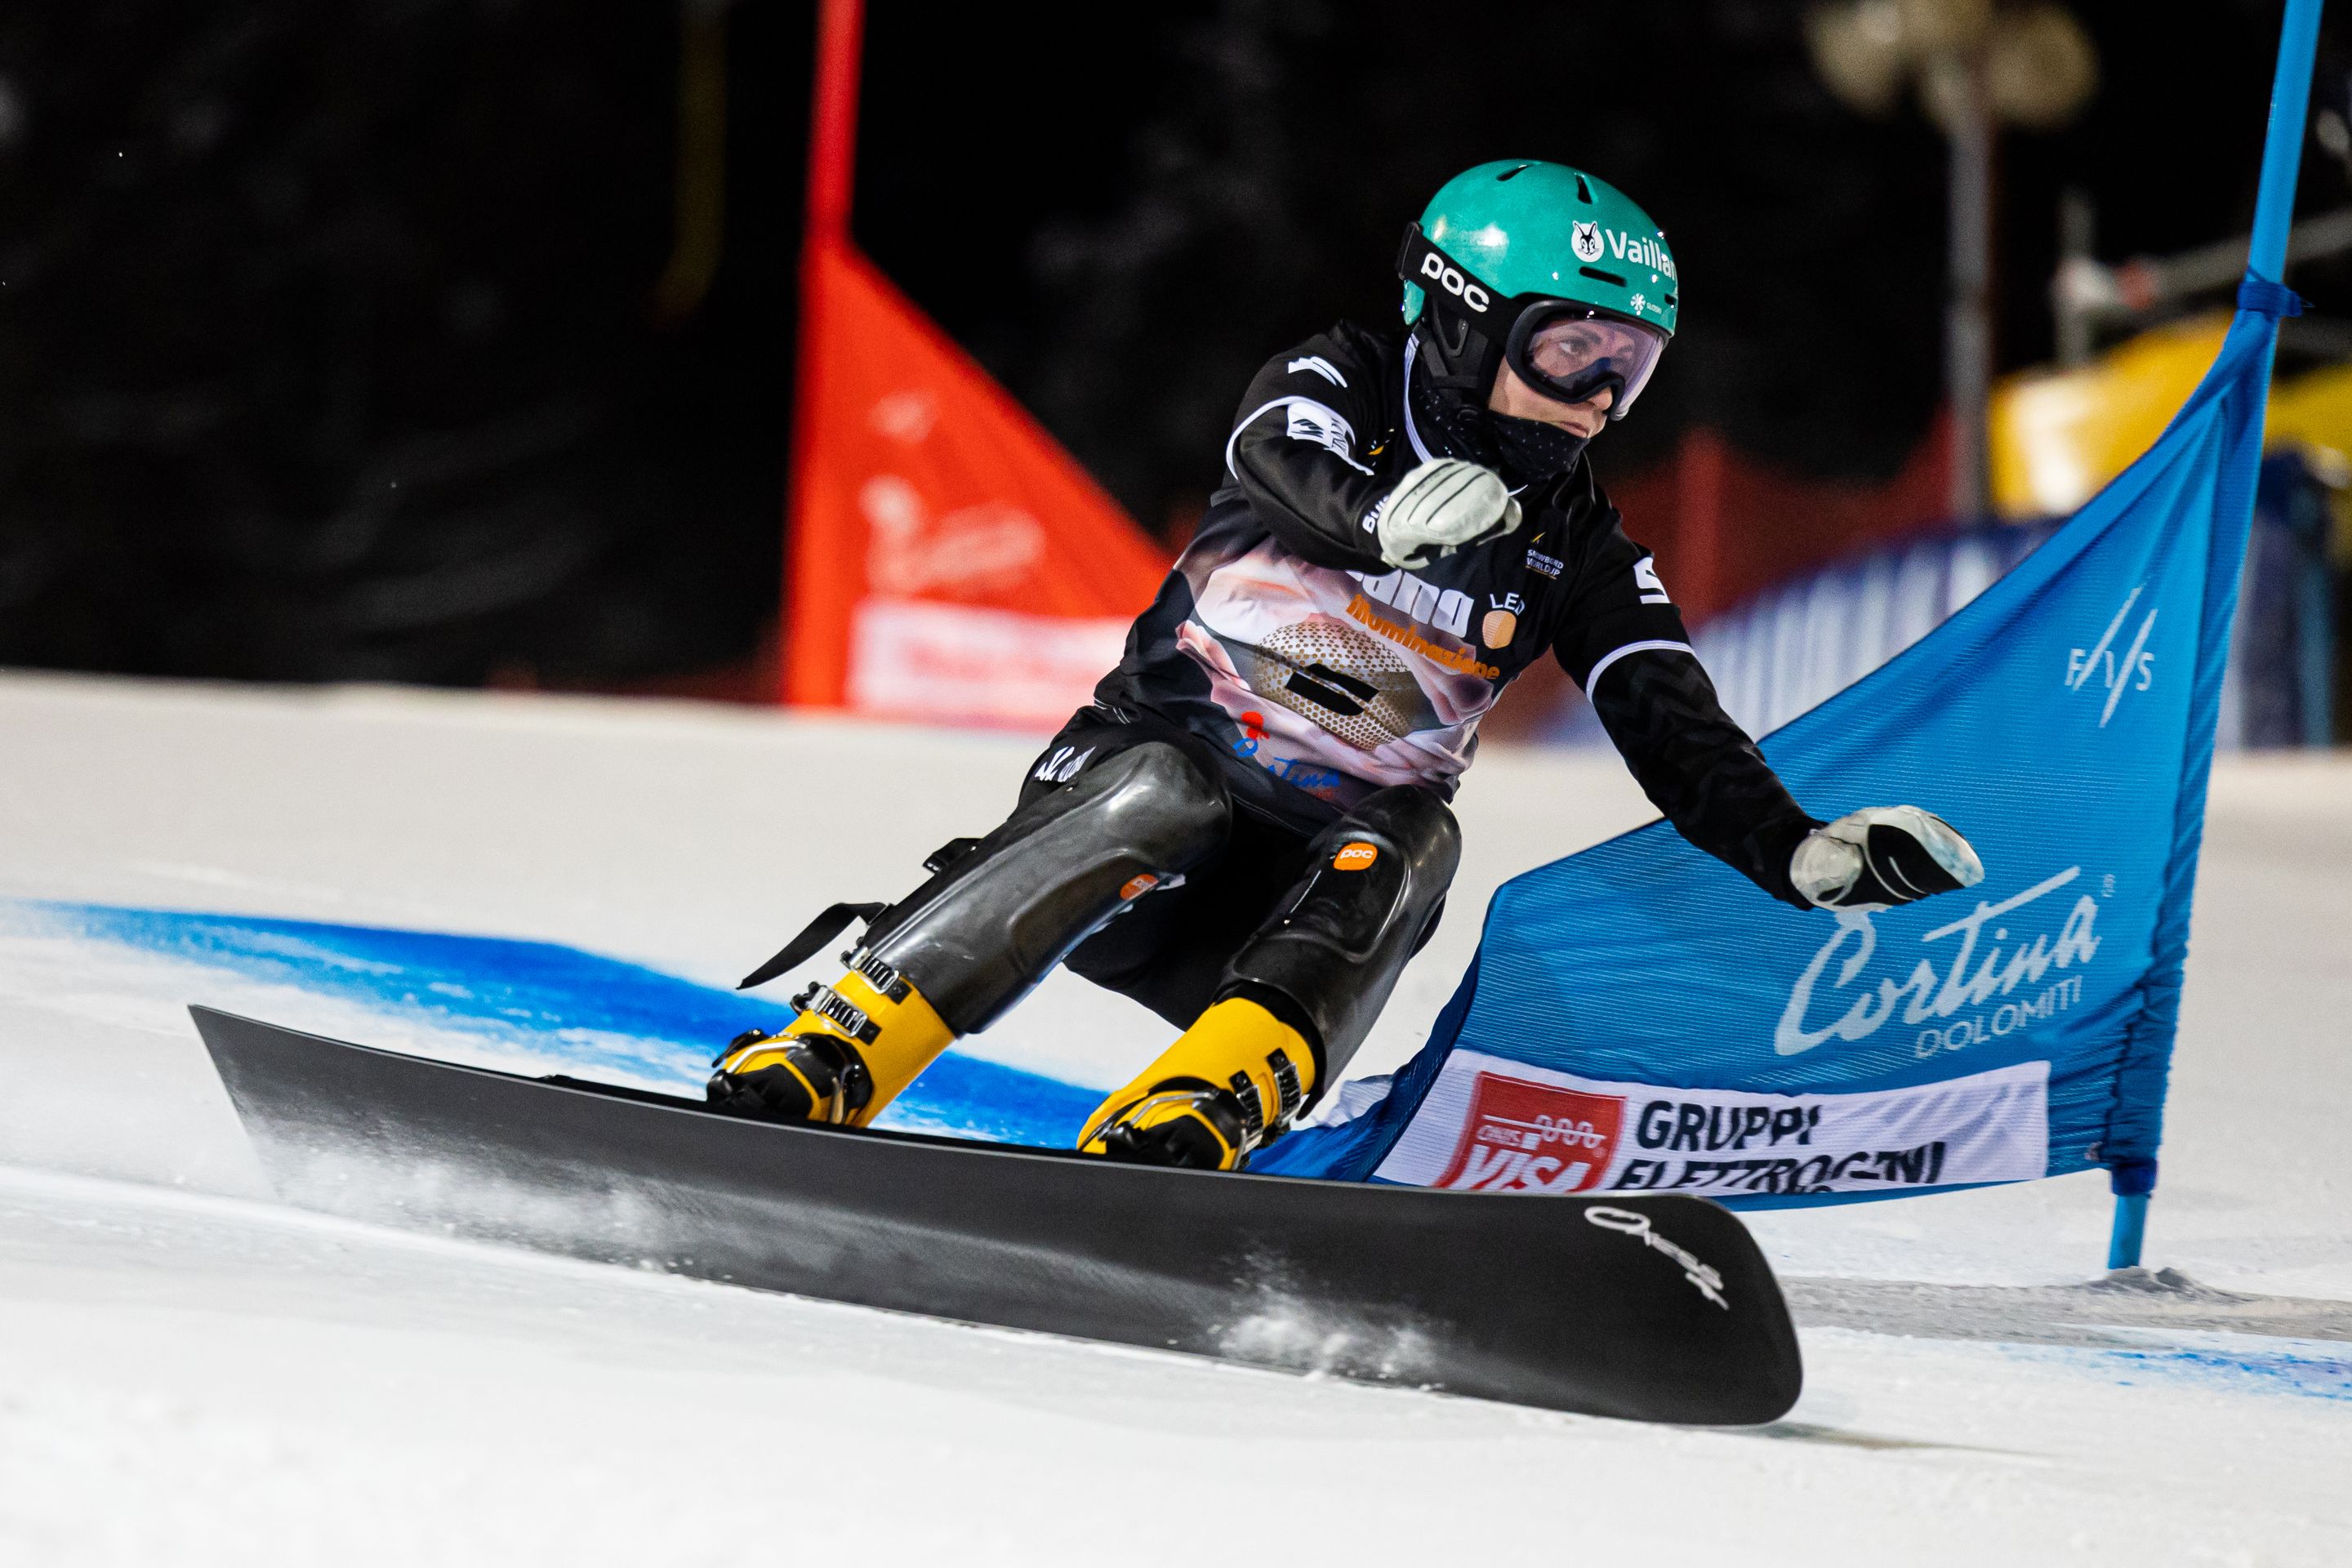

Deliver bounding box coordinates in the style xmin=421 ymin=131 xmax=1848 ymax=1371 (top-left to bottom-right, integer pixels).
xmin=1584 ymin=639 xmax=1698 ymax=694
xmin=1400 ymin=334 xmax=1437 ymax=464
xmin=1224 ymin=398 xmax=1292 ymax=479
xmin=1223 ymin=395 xmax=1372 ymax=478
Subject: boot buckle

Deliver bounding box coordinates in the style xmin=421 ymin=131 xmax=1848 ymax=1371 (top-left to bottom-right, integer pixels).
xmin=1268 ymin=1047 xmax=1303 ymax=1122
xmin=843 ymin=947 xmax=911 ymax=1004
xmin=1227 ymin=1072 xmax=1267 ymax=1151
xmin=791 ymin=982 xmax=882 ymax=1046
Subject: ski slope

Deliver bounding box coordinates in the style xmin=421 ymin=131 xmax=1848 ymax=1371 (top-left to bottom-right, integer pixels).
xmin=0 ymin=671 xmax=2345 ymax=1565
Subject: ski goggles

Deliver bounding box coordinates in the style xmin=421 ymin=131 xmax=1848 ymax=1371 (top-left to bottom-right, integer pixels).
xmin=1397 ymin=223 xmax=1670 ymax=420
xmin=1503 ymin=304 xmax=1668 ymax=418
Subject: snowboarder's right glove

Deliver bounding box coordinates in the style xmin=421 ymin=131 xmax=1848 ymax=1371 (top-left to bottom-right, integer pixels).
xmin=1791 ymin=806 xmax=1985 ymax=911
xmin=1373 ymin=457 xmax=1521 ymax=570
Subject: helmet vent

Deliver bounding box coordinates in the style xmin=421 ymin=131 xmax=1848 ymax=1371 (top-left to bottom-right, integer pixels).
xmin=1574 ymin=174 xmax=1594 ymax=203
xmin=1663 ymin=292 xmax=1678 ymax=307
xmin=1497 ymin=163 xmax=1533 ymax=181
xmin=1579 ymin=265 xmax=1627 ymax=287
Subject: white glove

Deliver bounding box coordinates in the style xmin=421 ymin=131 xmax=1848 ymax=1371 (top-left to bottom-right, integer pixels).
xmin=1373 ymin=458 xmax=1521 ymax=570
xmin=1791 ymin=806 xmax=1985 ymax=911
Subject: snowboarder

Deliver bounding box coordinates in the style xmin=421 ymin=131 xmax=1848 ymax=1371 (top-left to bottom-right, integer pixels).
xmin=712 ymin=159 xmax=1986 ymax=1169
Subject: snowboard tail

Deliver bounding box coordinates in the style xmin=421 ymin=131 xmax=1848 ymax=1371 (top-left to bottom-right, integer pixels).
xmin=190 ymin=1006 xmax=1802 ymax=1423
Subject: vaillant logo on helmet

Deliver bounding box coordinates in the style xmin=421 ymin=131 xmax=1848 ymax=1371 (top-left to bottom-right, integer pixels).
xmin=1570 ymin=221 xmax=1604 ymax=263
xmin=1419 ymin=252 xmax=1491 ymax=313
xmin=1602 ymin=229 xmax=1677 ymax=279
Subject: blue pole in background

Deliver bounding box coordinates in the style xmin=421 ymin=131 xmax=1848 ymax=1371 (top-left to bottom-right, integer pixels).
xmin=2105 ymin=0 xmax=2325 ymax=1274
xmin=2270 ymin=0 xmax=2338 ymax=755
xmin=2292 ymin=471 xmax=2337 ymax=746
xmin=2247 ymin=0 xmax=2328 ymax=284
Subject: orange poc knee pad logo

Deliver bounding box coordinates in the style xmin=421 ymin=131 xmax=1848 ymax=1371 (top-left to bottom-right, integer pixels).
xmin=1332 ymin=841 xmax=1380 ymax=872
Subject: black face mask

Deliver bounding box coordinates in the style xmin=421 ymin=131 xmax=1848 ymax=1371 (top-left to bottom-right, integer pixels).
xmin=1410 ymin=363 xmax=1591 ymax=488
xmin=1486 ymin=408 xmax=1592 ymax=483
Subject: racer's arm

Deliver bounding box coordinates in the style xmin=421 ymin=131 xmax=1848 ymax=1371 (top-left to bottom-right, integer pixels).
xmin=1224 ymin=333 xmax=1417 ymax=571
xmin=1551 ymin=510 xmax=1820 ymax=907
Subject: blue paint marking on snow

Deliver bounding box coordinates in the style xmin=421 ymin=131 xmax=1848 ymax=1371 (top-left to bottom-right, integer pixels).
xmin=7 ymin=900 xmax=1102 ymax=1150
xmin=2009 ymin=1338 xmax=2352 ymax=1402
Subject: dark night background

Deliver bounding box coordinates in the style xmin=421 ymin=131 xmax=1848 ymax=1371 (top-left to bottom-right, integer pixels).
xmin=3 ymin=0 xmax=2346 ymax=691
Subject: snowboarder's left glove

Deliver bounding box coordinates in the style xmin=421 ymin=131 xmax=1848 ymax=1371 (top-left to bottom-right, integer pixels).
xmin=1791 ymin=807 xmax=1984 ymax=911
xmin=1373 ymin=457 xmax=1521 ymax=569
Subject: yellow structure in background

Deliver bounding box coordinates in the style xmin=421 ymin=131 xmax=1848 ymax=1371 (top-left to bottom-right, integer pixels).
xmin=1992 ymin=314 xmax=2352 ymax=552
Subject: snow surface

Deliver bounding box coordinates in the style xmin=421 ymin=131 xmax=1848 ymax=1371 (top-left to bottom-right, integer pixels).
xmin=0 ymin=670 xmax=2345 ymax=1564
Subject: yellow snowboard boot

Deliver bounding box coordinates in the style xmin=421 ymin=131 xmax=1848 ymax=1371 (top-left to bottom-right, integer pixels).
xmin=1078 ymin=996 xmax=1316 ymax=1170
xmin=709 ymin=950 xmax=953 ymax=1128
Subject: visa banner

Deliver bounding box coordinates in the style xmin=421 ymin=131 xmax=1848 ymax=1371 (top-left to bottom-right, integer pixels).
xmin=1373 ymin=1050 xmax=2049 ymax=1199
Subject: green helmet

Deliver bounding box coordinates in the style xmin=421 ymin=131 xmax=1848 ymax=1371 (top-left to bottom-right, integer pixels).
xmin=1398 ymin=159 xmax=1676 ymax=420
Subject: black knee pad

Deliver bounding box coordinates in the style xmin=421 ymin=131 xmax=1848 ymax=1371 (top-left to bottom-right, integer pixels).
xmin=1219 ymin=786 xmax=1461 ymax=1093
xmin=863 ymin=742 xmax=1232 ymax=1035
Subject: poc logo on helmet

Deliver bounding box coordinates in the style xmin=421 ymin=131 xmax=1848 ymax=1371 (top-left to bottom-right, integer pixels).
xmin=1418 ymin=252 xmax=1490 ymax=313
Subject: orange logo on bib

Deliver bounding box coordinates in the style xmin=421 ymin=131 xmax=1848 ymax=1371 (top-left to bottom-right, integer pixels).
xmin=1118 ymin=874 xmax=1160 ymax=901
xmin=1332 ymin=841 xmax=1379 ymax=871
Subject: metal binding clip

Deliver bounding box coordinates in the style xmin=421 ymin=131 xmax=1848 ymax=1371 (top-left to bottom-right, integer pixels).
xmin=830 ymin=1054 xmax=874 ymax=1121
xmin=1267 ymin=1048 xmax=1303 ymax=1123
xmin=1228 ymin=1071 xmax=1267 ymax=1149
xmin=844 ymin=947 xmax=911 ymax=1004
xmin=794 ymin=982 xmax=880 ymax=1045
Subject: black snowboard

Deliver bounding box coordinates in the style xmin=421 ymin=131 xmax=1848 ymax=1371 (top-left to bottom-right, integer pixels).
xmin=191 ymin=1006 xmax=1802 ymax=1423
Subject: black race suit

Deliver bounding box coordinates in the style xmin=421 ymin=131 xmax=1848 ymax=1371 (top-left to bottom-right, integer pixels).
xmin=1025 ymin=318 xmax=1819 ymax=1034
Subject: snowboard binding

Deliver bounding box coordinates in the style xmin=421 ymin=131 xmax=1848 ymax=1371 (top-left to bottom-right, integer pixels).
xmin=710 ymin=948 xmax=953 ymax=1129
xmin=1085 ymin=1080 xmax=1255 ymax=1170
xmin=1077 ymin=996 xmax=1313 ymax=1172
xmin=708 ymin=1023 xmax=872 ymax=1125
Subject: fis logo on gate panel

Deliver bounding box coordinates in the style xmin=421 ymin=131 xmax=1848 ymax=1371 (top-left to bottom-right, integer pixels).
xmin=1436 ymin=1073 xmax=1624 ymax=1193
xmin=2066 ymin=584 xmax=2158 ymax=728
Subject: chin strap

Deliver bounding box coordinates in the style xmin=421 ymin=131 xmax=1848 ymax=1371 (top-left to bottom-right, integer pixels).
xmin=1411 ymin=317 xmax=1498 ymax=397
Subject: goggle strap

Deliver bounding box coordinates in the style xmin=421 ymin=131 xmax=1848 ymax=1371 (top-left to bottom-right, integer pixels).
xmin=1396 ymin=223 xmax=1510 ymax=334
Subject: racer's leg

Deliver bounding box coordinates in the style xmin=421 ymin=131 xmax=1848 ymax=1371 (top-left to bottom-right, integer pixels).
xmin=1057 ymin=802 xmax=1321 ymax=1030
xmin=1080 ymin=785 xmax=1461 ymax=1169
xmin=711 ymin=729 xmax=1232 ymax=1126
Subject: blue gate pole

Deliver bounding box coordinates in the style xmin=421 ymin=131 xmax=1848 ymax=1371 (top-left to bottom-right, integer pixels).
xmin=2106 ymin=0 xmax=2325 ymax=1273
xmin=2108 ymin=1192 xmax=2150 ymax=1272
xmin=2247 ymin=0 xmax=2328 ymax=287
